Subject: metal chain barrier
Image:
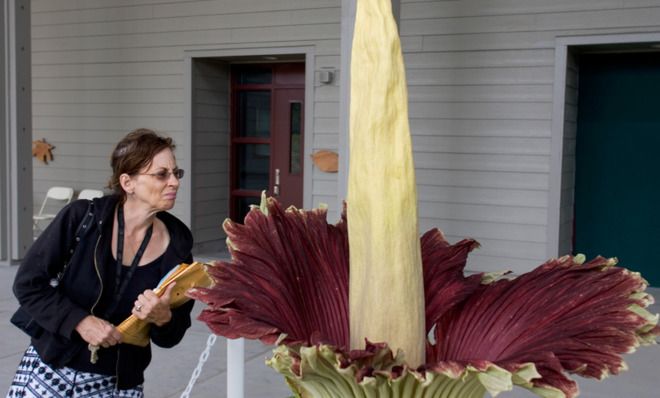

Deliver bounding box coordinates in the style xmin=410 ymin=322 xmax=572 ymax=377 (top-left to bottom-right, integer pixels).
xmin=180 ymin=333 xmax=218 ymax=398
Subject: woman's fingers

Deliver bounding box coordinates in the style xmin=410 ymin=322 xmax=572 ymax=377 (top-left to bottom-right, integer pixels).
xmin=159 ymin=282 xmax=176 ymax=305
xmin=75 ymin=315 xmax=122 ymax=346
xmin=133 ymin=287 xmax=173 ymax=326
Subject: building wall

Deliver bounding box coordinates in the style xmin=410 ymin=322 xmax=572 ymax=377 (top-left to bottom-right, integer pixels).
xmin=31 ymin=0 xmax=343 ymax=248
xmin=398 ymin=0 xmax=660 ymax=273
xmin=559 ymin=50 xmax=578 ymax=258
xmin=190 ymin=59 xmax=230 ymax=252
xmin=30 ymin=0 xmax=660 ymax=272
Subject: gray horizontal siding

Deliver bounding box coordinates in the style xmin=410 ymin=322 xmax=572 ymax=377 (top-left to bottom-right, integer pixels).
xmin=190 ymin=60 xmax=229 ymax=252
xmin=400 ymin=0 xmax=660 ymax=273
xmin=32 ymin=25 xmax=340 ymax=52
xmin=401 ymin=0 xmax=660 ymax=19
xmin=32 ymin=0 xmax=660 ymax=272
xmin=31 ymin=0 xmax=343 ymax=238
xmin=33 ymin=89 xmax=183 ymax=104
xmin=33 ymin=1 xmax=340 ymax=23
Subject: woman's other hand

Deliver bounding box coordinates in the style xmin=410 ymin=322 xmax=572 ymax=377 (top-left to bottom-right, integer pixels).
xmin=75 ymin=315 xmax=123 ymax=348
xmin=132 ymin=282 xmax=174 ymax=327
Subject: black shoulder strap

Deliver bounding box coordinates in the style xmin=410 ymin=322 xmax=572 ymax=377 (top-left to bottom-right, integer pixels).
xmin=50 ymin=199 xmax=95 ymax=287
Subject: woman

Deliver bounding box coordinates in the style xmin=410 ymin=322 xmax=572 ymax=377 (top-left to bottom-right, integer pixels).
xmin=8 ymin=129 xmax=194 ymax=397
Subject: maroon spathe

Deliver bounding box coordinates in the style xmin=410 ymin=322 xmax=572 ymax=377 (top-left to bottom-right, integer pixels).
xmin=189 ymin=197 xmax=660 ymax=398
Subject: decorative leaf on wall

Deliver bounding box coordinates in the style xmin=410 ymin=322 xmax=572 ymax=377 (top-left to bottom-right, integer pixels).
xmin=32 ymin=138 xmax=55 ymax=164
xmin=311 ymin=150 xmax=338 ymax=173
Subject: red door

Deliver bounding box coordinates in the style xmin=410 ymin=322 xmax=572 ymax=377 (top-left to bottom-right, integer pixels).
xmin=230 ymin=63 xmax=304 ymax=222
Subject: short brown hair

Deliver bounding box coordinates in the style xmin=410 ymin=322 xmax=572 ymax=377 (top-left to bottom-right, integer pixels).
xmin=108 ymin=128 xmax=176 ymax=201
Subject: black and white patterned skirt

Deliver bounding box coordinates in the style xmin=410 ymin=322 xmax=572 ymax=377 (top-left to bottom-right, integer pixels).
xmin=7 ymin=346 xmax=143 ymax=398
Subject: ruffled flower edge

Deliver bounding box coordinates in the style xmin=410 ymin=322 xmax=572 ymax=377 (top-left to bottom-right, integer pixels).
xmin=267 ymin=341 xmax=566 ymax=398
xmin=189 ymin=196 xmax=660 ymax=398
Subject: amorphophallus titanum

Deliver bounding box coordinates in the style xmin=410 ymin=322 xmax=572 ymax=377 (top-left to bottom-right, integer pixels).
xmin=188 ymin=0 xmax=660 ymax=396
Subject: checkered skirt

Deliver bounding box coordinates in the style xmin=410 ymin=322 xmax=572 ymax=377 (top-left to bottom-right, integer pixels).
xmin=6 ymin=346 xmax=143 ymax=398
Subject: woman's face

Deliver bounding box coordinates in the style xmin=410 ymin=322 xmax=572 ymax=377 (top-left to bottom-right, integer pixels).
xmin=129 ymin=148 xmax=180 ymax=211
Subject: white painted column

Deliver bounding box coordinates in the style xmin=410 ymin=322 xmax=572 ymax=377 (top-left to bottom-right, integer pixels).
xmin=0 ymin=1 xmax=7 ymax=264
xmin=227 ymin=338 xmax=244 ymax=398
xmin=1 ymin=0 xmax=32 ymax=266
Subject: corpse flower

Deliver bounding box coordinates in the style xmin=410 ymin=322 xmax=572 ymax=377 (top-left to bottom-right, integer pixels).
xmin=191 ymin=197 xmax=659 ymax=397
xmin=189 ymin=0 xmax=660 ymax=396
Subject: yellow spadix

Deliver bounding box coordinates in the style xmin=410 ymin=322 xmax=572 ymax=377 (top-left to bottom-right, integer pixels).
xmin=347 ymin=0 xmax=425 ymax=366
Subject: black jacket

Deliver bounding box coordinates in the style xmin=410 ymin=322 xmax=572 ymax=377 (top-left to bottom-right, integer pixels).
xmin=13 ymin=194 xmax=194 ymax=389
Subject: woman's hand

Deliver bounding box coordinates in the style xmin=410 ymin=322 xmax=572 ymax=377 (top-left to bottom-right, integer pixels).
xmin=132 ymin=282 xmax=175 ymax=327
xmin=75 ymin=315 xmax=123 ymax=348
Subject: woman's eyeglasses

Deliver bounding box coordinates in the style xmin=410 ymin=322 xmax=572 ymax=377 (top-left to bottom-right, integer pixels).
xmin=139 ymin=168 xmax=184 ymax=181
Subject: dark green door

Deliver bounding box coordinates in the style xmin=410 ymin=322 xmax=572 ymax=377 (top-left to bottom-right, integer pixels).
xmin=574 ymin=52 xmax=660 ymax=287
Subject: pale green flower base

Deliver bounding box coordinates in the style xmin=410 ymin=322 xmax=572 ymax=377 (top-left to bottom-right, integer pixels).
xmin=267 ymin=344 xmax=565 ymax=398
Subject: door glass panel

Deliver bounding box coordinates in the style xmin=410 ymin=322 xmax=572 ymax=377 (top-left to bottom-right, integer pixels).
xmin=237 ymin=144 xmax=270 ymax=190
xmin=289 ymin=102 xmax=302 ymax=175
xmin=238 ymin=68 xmax=272 ymax=84
xmin=238 ymin=91 xmax=271 ymax=137
xmin=235 ymin=196 xmax=261 ymax=223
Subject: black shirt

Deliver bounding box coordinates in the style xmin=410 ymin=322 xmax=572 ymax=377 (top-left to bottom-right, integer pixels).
xmin=67 ymin=232 xmax=168 ymax=376
xmin=14 ymin=195 xmax=195 ymax=388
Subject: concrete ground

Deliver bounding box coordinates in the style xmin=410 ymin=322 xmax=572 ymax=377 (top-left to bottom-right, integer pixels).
xmin=0 ymin=260 xmax=658 ymax=397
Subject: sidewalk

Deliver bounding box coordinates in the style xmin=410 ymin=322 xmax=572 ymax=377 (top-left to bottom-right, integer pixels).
xmin=1 ymin=263 xmax=658 ymax=397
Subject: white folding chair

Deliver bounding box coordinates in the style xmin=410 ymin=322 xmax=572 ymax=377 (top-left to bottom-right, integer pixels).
xmin=77 ymin=189 xmax=104 ymax=200
xmin=33 ymin=186 xmax=74 ymax=232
